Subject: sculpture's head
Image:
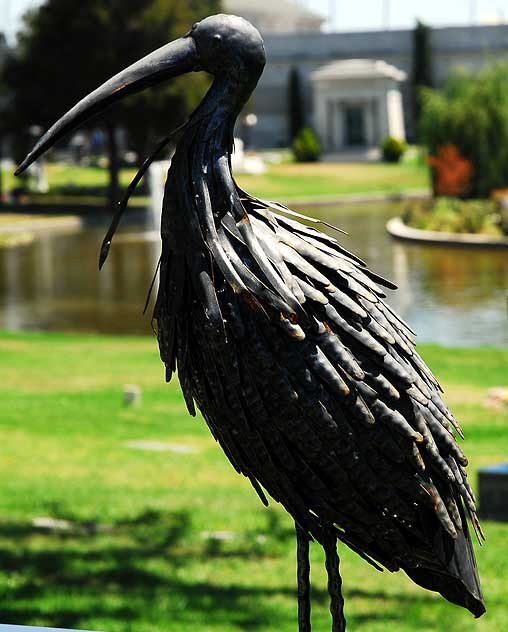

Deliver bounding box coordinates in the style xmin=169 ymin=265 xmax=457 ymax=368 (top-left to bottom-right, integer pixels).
xmin=192 ymin=14 xmax=266 ymax=78
xmin=15 ymin=14 xmax=265 ymax=175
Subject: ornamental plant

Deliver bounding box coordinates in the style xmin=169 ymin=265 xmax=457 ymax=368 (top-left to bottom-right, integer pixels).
xmin=403 ymin=197 xmax=501 ymax=235
xmin=292 ymin=126 xmax=321 ymax=163
xmin=381 ymin=136 xmax=407 ymax=163
xmin=419 ymin=63 xmax=508 ymax=198
xmin=427 ymin=144 xmax=473 ymax=197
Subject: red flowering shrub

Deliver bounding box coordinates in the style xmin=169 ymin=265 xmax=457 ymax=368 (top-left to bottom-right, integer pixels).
xmin=427 ymin=144 xmax=473 ymax=197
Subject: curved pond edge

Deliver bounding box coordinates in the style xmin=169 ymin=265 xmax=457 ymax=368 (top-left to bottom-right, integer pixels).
xmin=287 ymin=189 xmax=429 ymax=209
xmin=0 ymin=209 xmax=150 ymax=238
xmin=0 ymin=216 xmax=83 ymax=237
xmin=386 ymin=217 xmax=508 ymax=249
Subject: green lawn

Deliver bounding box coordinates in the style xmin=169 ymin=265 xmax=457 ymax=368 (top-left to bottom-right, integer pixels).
xmin=237 ymin=161 xmax=429 ymax=201
xmin=2 ymin=160 xmax=429 ymax=206
xmin=0 ymin=331 xmax=506 ymax=631
xmin=2 ymin=164 xmax=138 ymax=195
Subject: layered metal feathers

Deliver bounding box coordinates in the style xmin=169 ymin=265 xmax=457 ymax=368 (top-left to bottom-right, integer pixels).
xmin=153 ymin=113 xmax=485 ymax=618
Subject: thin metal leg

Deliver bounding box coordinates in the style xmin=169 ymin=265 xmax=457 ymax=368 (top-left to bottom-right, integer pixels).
xmin=295 ymin=521 xmax=312 ymax=632
xmin=324 ymin=529 xmax=346 ymax=632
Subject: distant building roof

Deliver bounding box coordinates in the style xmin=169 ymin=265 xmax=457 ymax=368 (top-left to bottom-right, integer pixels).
xmin=311 ymin=59 xmax=407 ymax=82
xmin=224 ymin=0 xmax=324 ymax=34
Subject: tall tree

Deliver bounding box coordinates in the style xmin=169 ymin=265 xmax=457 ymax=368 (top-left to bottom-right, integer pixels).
xmin=411 ymin=20 xmax=433 ymax=140
xmin=288 ymin=67 xmax=305 ymax=143
xmin=4 ymin=0 xmax=220 ymax=210
xmin=0 ymin=32 xmax=9 ymax=203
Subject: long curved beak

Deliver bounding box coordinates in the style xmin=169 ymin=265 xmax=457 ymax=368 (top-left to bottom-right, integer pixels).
xmin=15 ymin=35 xmax=199 ymax=175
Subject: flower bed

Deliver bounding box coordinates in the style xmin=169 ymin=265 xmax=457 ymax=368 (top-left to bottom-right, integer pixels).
xmin=402 ymin=196 xmax=508 ymax=237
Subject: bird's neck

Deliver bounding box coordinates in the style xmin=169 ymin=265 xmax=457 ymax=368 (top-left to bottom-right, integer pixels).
xmin=162 ymin=70 xmax=263 ymax=254
xmin=192 ymin=71 xmax=260 ymax=134
xmin=102 ymin=69 xmax=264 ymax=265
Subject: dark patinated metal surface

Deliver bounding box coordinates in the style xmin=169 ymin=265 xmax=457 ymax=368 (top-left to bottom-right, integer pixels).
xmin=17 ymin=13 xmax=486 ymax=630
xmin=479 ymin=464 xmax=508 ymax=521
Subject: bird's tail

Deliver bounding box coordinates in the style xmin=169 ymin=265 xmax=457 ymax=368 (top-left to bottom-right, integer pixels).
xmin=403 ymin=501 xmax=485 ymax=617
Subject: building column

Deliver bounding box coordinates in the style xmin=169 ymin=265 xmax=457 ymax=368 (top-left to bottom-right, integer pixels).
xmin=379 ymin=89 xmax=390 ymax=141
xmin=313 ymin=87 xmax=328 ymax=150
xmin=326 ymin=99 xmax=335 ymax=150
xmin=387 ymin=88 xmax=406 ymax=140
xmin=336 ymin=101 xmax=344 ymax=149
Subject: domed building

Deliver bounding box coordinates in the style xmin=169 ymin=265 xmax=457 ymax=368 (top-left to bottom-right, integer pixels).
xmin=224 ymin=0 xmax=324 ymax=34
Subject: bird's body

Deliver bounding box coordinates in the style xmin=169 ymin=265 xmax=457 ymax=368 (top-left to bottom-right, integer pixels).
xmin=17 ymin=13 xmax=485 ymax=629
xmin=156 ymin=106 xmax=485 ymax=619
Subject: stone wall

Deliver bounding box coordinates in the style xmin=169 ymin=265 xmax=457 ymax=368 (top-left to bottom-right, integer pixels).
xmin=247 ymin=24 xmax=508 ymax=147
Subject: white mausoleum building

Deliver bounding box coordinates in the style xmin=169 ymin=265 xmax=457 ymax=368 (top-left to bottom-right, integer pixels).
xmin=311 ymin=59 xmax=407 ymax=151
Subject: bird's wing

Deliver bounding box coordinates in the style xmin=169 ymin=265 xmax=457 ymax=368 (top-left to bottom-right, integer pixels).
xmin=245 ymin=196 xmax=482 ymax=533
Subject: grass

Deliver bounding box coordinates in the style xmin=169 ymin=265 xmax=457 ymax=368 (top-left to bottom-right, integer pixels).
xmin=2 ymin=160 xmax=429 ymax=206
xmin=2 ymin=165 xmax=139 ymax=195
xmin=236 ymin=162 xmax=429 ymax=201
xmin=0 ymin=331 xmax=507 ymax=631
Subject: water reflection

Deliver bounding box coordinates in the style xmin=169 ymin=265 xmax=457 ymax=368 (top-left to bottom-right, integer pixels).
xmin=391 ymin=243 xmax=508 ymax=347
xmin=0 ymin=227 xmax=161 ymax=335
xmin=315 ymin=203 xmax=508 ymax=347
xmin=0 ymin=203 xmax=507 ymax=347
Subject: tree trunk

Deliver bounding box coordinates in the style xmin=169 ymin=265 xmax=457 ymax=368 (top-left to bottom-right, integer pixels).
xmin=105 ymin=120 xmax=120 ymax=212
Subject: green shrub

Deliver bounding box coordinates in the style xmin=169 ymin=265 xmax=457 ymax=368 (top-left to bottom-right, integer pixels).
xmin=497 ymin=204 xmax=508 ymax=236
xmin=292 ymin=126 xmax=321 ymax=163
xmin=403 ymin=197 xmax=501 ymax=235
xmin=419 ymin=63 xmax=508 ymax=198
xmin=381 ymin=136 xmax=407 ymax=163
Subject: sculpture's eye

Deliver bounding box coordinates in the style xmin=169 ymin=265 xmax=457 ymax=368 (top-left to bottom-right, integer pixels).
xmin=213 ymin=34 xmax=222 ymax=45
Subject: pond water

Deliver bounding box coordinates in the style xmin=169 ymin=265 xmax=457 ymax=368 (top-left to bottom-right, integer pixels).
xmin=1 ymin=202 xmax=507 ymax=347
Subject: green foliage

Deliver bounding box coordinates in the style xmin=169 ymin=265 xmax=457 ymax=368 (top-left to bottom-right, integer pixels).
xmin=411 ymin=21 xmax=433 ymax=138
xmin=403 ymin=196 xmax=504 ymax=235
xmin=288 ymin=67 xmax=305 ymax=142
xmin=0 ymin=32 xmax=9 ymax=200
xmin=381 ymin=136 xmax=407 ymax=163
xmin=4 ymin=0 xmax=221 ymax=202
xmin=419 ymin=63 xmax=508 ymax=198
xmin=0 ymin=34 xmax=8 ymax=132
xmin=291 ymin=126 xmax=321 ymax=163
xmin=498 ymin=205 xmax=508 ymax=236
xmin=7 ymin=0 xmax=221 ymax=140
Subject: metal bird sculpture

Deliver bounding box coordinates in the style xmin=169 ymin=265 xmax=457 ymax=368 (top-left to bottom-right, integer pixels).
xmin=16 ymin=14 xmax=485 ymax=631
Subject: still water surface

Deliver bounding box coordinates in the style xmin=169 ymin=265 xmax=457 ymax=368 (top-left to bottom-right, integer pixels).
xmin=1 ymin=202 xmax=507 ymax=347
